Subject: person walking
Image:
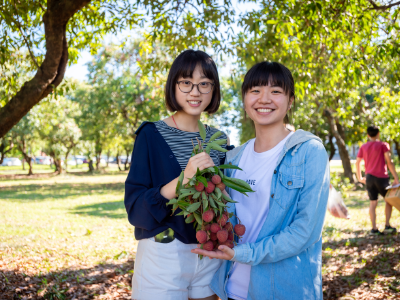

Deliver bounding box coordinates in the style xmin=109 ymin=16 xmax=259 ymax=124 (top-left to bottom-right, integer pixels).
xmin=356 ymin=125 xmax=399 ymax=235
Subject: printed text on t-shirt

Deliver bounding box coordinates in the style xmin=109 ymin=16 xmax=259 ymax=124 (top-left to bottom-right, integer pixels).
xmin=246 ymin=179 xmax=256 ymax=186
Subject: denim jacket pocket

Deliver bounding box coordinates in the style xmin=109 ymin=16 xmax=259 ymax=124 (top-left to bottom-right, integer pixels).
xmin=275 ymin=173 xmax=304 ymax=209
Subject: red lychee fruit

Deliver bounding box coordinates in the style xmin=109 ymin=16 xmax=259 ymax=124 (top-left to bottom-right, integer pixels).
xmin=216 ymin=182 xmax=226 ymax=191
xmin=217 ymin=214 xmax=228 ymax=227
xmin=204 ymin=224 xmax=211 ymax=231
xmin=210 ymin=223 xmax=221 ymax=233
xmin=221 ymin=240 xmax=234 ymax=249
xmin=203 ymin=240 xmax=214 ymax=251
xmin=228 ymin=231 xmax=234 ymax=241
xmin=217 ymin=229 xmax=228 ymax=243
xmin=196 ymin=230 xmax=208 ymax=244
xmin=205 ymin=181 xmax=215 ymax=193
xmin=234 ymin=224 xmax=246 ymax=236
xmin=202 ymin=210 xmax=215 ymax=223
xmin=224 ymin=222 xmax=233 ymax=232
xmin=195 ymin=182 xmax=205 ymax=192
xmin=210 ymin=232 xmax=218 ymax=241
xmin=212 ymin=175 xmax=222 ymax=185
xmin=223 ymin=210 xmax=229 ymax=217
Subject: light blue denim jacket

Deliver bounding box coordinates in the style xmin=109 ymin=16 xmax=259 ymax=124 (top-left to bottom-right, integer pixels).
xmin=211 ymin=129 xmax=330 ymax=300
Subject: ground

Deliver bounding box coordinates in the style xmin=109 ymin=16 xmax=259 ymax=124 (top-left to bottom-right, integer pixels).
xmin=1 ymin=165 xmax=400 ymax=299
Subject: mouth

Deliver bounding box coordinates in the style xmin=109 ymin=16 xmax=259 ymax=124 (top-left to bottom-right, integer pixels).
xmin=255 ymin=108 xmax=274 ymax=114
xmin=188 ymin=100 xmax=202 ymax=107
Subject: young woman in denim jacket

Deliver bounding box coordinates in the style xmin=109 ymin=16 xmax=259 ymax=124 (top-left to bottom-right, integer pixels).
xmin=193 ymin=62 xmax=330 ymax=300
xmin=125 ymin=50 xmax=230 ymax=300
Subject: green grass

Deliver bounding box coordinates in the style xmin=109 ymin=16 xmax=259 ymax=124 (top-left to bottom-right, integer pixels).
xmin=1 ymin=168 xmax=400 ymax=299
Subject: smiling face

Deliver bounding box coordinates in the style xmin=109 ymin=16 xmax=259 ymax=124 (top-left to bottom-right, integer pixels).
xmin=244 ymin=84 xmax=293 ymax=126
xmin=174 ymin=64 xmax=214 ymax=117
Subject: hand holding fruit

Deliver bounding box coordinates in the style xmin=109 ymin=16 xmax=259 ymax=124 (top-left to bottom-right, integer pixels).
xmin=192 ymin=244 xmax=235 ymax=260
xmin=183 ymin=152 xmax=215 ymax=184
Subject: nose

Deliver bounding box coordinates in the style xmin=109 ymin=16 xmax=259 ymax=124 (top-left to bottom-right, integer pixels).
xmin=258 ymin=91 xmax=271 ymax=103
xmin=190 ymin=84 xmax=201 ymax=96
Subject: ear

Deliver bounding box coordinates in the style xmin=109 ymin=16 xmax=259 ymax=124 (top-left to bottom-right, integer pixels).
xmin=288 ymin=96 xmax=295 ymax=110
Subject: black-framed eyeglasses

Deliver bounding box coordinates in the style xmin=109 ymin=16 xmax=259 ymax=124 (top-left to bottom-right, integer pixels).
xmin=177 ymin=80 xmax=214 ymax=94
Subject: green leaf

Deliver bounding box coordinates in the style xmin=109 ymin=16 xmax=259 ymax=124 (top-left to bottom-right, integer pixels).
xmin=185 ymin=214 xmax=195 ymax=223
xmin=193 ymin=212 xmax=203 ymax=225
xmin=166 ymin=198 xmax=178 ymax=205
xmin=193 ymin=191 xmax=201 ymax=199
xmin=196 ymin=175 xmax=208 ymax=187
xmin=214 ymin=187 xmax=222 ymax=199
xmin=222 ymin=177 xmax=254 ymax=194
xmin=209 ymin=143 xmax=228 ymax=153
xmin=187 ymin=202 xmax=201 ymax=212
xmin=227 ymin=177 xmax=254 ymax=191
xmin=208 ymin=130 xmax=223 ymax=142
xmin=208 ymin=194 xmax=217 ymax=208
xmin=178 ymin=192 xmax=195 ymax=200
xmin=213 ymin=139 xmax=227 ymax=146
xmin=176 ymin=211 xmax=185 ymax=216
xmin=179 ymin=188 xmax=196 ymax=194
xmin=198 ymin=120 xmax=207 ymax=141
xmin=176 ymin=171 xmax=184 ymax=194
xmin=203 ymin=197 xmax=208 ymax=211
xmin=222 ymin=193 xmax=238 ymax=203
xmin=218 ymin=164 xmax=243 ymax=170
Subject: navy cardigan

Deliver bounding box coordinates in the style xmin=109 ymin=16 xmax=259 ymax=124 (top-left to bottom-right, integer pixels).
xmin=124 ymin=121 xmax=228 ymax=244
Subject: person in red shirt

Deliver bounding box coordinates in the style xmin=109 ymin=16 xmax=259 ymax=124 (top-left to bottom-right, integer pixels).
xmin=356 ymin=125 xmax=399 ymax=235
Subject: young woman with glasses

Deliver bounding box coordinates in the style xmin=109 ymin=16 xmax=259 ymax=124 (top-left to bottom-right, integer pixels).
xmin=125 ymin=50 xmax=230 ymax=300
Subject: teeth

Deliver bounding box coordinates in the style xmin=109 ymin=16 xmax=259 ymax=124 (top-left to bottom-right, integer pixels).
xmin=257 ymin=109 xmax=272 ymax=112
xmin=188 ymin=101 xmax=201 ymax=104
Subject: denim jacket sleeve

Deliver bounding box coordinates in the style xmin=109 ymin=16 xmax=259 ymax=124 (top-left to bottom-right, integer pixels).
xmin=124 ymin=128 xmax=171 ymax=231
xmin=232 ymin=141 xmax=330 ymax=265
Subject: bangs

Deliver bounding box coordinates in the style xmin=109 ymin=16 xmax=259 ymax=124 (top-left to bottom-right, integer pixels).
xmin=175 ymin=52 xmax=217 ymax=82
xmin=241 ymin=62 xmax=294 ymax=99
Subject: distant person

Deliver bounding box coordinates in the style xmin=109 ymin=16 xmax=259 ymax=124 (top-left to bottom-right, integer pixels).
xmin=356 ymin=125 xmax=399 ymax=235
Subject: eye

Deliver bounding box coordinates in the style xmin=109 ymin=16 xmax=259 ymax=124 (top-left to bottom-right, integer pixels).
xmin=182 ymin=81 xmax=191 ymax=85
xmin=199 ymin=82 xmax=210 ymax=87
xmin=271 ymin=90 xmax=282 ymax=94
xmin=251 ymin=89 xmax=260 ymax=93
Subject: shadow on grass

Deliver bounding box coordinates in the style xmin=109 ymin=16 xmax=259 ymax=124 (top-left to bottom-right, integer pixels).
xmin=322 ymin=233 xmax=400 ymax=299
xmin=0 ymin=182 xmax=124 ymax=202
xmin=71 ymin=201 xmax=126 ymax=219
xmin=1 ymin=259 xmax=134 ymax=299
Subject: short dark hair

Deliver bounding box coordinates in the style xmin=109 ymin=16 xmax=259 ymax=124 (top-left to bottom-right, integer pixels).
xmin=241 ymin=61 xmax=295 ymax=123
xmin=367 ymin=125 xmax=380 ymax=137
xmin=165 ymin=50 xmax=220 ymax=114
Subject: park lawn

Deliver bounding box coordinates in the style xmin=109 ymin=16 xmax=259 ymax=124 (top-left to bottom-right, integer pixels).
xmin=1 ymin=171 xmax=400 ymax=299
xmin=0 ymin=172 xmax=134 ymax=299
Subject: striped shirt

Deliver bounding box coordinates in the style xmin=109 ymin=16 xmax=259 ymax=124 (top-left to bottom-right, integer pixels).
xmin=154 ymin=120 xmax=227 ymax=170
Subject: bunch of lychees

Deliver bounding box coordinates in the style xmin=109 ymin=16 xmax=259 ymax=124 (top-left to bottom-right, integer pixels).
xmin=167 ymin=121 xmax=253 ymax=255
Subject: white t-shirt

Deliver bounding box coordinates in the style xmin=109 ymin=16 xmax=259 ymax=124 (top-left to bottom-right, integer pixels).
xmin=226 ymin=132 xmax=293 ymax=300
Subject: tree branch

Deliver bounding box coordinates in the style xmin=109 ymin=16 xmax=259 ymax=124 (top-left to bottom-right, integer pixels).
xmin=367 ymin=0 xmax=400 ymax=10
xmin=12 ymin=1 xmax=39 ymax=69
xmin=0 ymin=0 xmax=91 ymax=138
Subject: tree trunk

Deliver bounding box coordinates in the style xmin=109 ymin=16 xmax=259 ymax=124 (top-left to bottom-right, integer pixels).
xmin=0 ymin=139 xmax=14 ymax=165
xmin=27 ymin=157 xmax=33 ymax=176
xmin=106 ymin=149 xmax=110 ymax=167
xmin=328 ymin=134 xmax=336 ymax=161
xmin=65 ymin=149 xmax=71 ymax=172
xmin=116 ymin=151 xmax=122 ymax=171
xmin=18 ymin=140 xmax=34 ymax=175
xmin=324 ymin=109 xmax=355 ymax=183
xmin=124 ymin=149 xmax=131 ymax=171
xmin=88 ymin=159 xmax=94 ymax=172
xmin=0 ymin=0 xmax=92 ymax=138
xmin=54 ymin=158 xmax=63 ymax=174
xmin=394 ymin=140 xmax=400 ymax=161
xmin=96 ymin=151 xmax=102 ymax=170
